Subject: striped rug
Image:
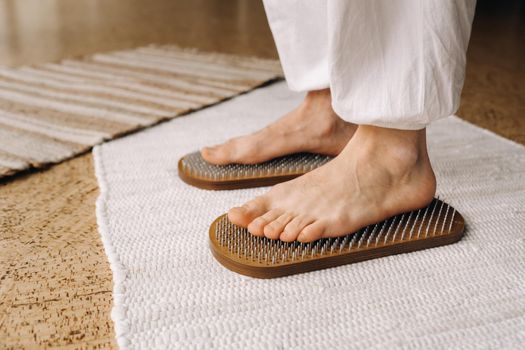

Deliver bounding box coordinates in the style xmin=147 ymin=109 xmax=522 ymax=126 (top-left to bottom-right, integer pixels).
xmin=0 ymin=45 xmax=282 ymax=179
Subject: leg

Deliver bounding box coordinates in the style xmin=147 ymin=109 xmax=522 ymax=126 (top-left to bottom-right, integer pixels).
xmin=228 ymin=0 xmax=476 ymax=241
xmin=327 ymin=0 xmax=477 ymax=128
xmin=261 ymin=0 xmax=329 ymax=92
xmin=201 ymin=0 xmax=357 ymax=165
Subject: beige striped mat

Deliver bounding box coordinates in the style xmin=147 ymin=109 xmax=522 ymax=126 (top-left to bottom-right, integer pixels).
xmin=0 ymin=45 xmax=283 ymax=179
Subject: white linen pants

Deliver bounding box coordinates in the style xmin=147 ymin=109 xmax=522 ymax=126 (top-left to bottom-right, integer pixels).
xmin=263 ymin=0 xmax=477 ymax=130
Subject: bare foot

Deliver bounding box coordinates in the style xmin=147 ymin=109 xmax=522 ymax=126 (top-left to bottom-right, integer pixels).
xmin=201 ymin=89 xmax=356 ymax=165
xmin=227 ymin=125 xmax=437 ymax=242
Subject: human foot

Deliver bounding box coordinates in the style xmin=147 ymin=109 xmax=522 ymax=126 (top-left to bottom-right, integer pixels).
xmin=227 ymin=125 xmax=437 ymax=242
xmin=201 ymin=89 xmax=356 ymax=165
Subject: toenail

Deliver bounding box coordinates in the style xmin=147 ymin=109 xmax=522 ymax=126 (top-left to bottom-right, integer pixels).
xmin=232 ymin=206 xmax=246 ymax=213
xmin=266 ymin=223 xmax=278 ymax=232
xmin=266 ymin=221 xmax=277 ymax=228
xmin=260 ymin=218 xmax=270 ymax=225
xmin=252 ymin=218 xmax=265 ymax=225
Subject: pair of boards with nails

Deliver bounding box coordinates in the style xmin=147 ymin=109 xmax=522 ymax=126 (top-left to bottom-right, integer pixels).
xmin=179 ymin=151 xmax=464 ymax=278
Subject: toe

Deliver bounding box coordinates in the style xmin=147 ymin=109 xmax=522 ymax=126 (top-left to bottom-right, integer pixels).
xmin=263 ymin=212 xmax=294 ymax=240
xmin=280 ymin=216 xmax=315 ymax=242
xmin=228 ymin=196 xmax=268 ymax=228
xmin=247 ymin=209 xmax=283 ymax=237
xmin=297 ymin=221 xmax=326 ymax=243
xmin=200 ymin=140 xmax=235 ymax=165
xmin=200 ymin=145 xmax=222 ymax=164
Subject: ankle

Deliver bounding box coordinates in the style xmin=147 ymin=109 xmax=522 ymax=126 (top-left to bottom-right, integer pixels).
xmin=296 ymin=89 xmax=346 ymax=136
xmin=301 ymin=89 xmax=332 ymax=113
xmin=304 ymin=88 xmax=331 ymax=104
xmin=353 ymin=125 xmax=429 ymax=171
xmin=345 ymin=125 xmax=436 ymax=203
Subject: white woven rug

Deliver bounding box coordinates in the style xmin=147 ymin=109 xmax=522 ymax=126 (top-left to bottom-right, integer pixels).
xmin=94 ymin=82 xmax=525 ymax=349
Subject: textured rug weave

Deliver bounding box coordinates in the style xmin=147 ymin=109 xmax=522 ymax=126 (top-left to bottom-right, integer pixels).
xmin=0 ymin=45 xmax=282 ymax=179
xmin=94 ymin=82 xmax=525 ymax=349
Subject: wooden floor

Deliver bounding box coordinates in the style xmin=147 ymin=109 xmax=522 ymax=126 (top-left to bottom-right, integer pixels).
xmin=0 ymin=0 xmax=523 ymax=348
